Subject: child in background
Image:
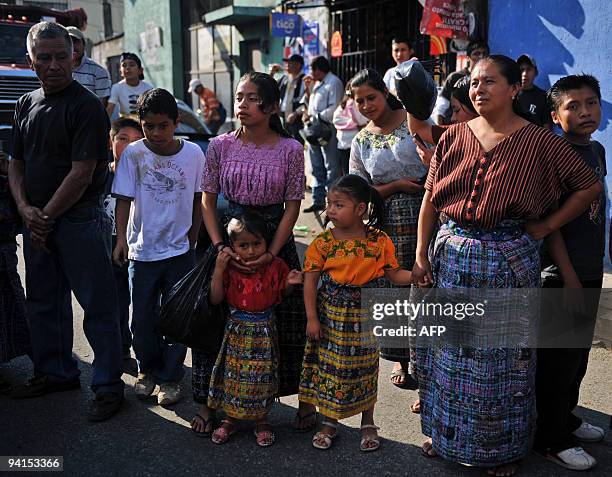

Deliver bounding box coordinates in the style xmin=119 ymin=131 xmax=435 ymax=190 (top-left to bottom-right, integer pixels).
xmin=535 ymin=74 xmax=607 ymax=471
xmin=207 ymin=214 xmax=303 ymax=447
xmin=112 ymin=88 xmax=204 ymax=405
xmin=298 ymin=174 xmax=412 ymax=452
xmin=333 ymin=85 xmax=368 ymax=174
xmin=103 ymin=118 xmax=144 ymax=360
xmin=106 ymin=52 xmax=154 ymax=117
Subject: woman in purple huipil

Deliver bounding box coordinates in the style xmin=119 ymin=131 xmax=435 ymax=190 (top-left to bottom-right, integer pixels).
xmin=190 ymin=72 xmax=312 ymax=439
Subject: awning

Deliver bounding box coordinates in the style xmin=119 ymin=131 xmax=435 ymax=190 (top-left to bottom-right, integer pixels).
xmin=204 ymin=2 xmax=273 ymax=25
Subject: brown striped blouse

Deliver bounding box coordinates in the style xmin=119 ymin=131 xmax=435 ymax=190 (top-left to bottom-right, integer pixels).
xmin=425 ymin=122 xmax=598 ymax=230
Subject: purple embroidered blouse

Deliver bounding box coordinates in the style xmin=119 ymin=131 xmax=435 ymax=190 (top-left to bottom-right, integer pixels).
xmin=201 ymin=132 xmax=305 ymax=206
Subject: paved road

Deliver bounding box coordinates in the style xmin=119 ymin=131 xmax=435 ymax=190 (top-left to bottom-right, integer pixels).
xmin=1 ymin=196 xmax=611 ymax=476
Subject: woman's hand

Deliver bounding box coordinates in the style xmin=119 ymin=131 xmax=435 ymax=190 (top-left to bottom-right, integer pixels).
xmin=245 ymin=251 xmax=275 ymax=270
xmin=287 ymin=270 xmax=304 ymax=285
xmin=396 ymin=177 xmax=425 ymax=194
xmin=306 ymin=317 xmax=322 ymax=341
xmin=526 ymin=218 xmax=553 ymax=241
xmin=412 ymin=255 xmax=433 ymax=287
xmin=215 ymin=250 xmax=232 ymax=271
xmin=415 ymin=142 xmax=433 ymax=167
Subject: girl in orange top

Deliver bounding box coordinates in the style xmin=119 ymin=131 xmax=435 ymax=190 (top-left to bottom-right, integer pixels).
xmin=207 ymin=213 xmax=302 ymax=447
xmin=298 ymin=174 xmax=412 ymax=452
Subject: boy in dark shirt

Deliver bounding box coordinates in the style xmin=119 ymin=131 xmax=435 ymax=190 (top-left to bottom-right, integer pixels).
xmin=103 ymin=118 xmax=143 ymax=360
xmin=516 ymin=54 xmax=551 ymax=128
xmin=535 ymin=74 xmax=606 ymax=471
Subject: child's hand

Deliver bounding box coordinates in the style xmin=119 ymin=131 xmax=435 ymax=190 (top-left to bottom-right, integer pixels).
xmin=306 ymin=318 xmax=321 ymax=341
xmin=287 ymin=270 xmax=303 ymax=286
xmin=113 ymin=239 xmax=129 ymax=267
xmin=412 ymin=256 xmax=433 ymax=288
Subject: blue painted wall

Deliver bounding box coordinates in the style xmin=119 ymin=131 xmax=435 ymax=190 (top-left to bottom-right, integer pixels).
xmin=489 ymin=0 xmax=612 ymax=262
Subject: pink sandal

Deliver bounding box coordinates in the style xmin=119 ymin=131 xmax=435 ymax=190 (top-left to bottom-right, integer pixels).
xmin=211 ymin=419 xmax=236 ymax=445
xmin=254 ymin=422 xmax=275 ymax=447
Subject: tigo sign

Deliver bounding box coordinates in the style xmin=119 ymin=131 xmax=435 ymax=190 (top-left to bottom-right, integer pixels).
xmin=271 ymin=12 xmax=301 ymax=37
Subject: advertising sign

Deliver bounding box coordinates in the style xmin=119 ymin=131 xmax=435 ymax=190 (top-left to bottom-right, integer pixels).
xmin=270 ymin=12 xmax=301 ymax=37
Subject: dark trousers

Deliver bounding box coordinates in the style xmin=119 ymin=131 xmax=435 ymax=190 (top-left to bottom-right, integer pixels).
xmin=534 ymin=276 xmax=602 ymax=453
xmin=112 ymin=235 xmax=131 ymax=353
xmin=128 ymin=250 xmax=195 ymax=383
xmin=23 ymin=206 xmax=124 ymax=396
xmin=338 ymin=148 xmax=350 ymax=175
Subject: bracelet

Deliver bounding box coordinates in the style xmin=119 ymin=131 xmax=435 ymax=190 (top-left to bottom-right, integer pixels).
xmin=214 ymin=242 xmax=226 ymax=252
xmin=266 ymin=251 xmax=275 ymax=259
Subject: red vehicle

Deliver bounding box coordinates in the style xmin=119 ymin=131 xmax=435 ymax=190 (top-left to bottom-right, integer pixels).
xmin=0 ymin=3 xmax=86 ymax=154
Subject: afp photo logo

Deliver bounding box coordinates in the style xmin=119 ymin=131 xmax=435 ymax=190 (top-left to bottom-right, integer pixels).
xmin=271 ymin=12 xmax=301 ymax=37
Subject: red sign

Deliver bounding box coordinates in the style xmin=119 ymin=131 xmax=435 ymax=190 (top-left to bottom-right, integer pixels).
xmin=420 ymin=0 xmax=468 ymax=40
xmin=331 ymin=31 xmax=343 ymax=58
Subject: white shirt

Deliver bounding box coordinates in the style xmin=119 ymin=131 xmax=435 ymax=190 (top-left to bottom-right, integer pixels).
xmin=73 ymin=56 xmax=111 ymax=99
xmin=109 ymin=80 xmax=154 ymax=116
xmin=383 ymin=66 xmax=397 ymax=94
xmin=306 ymin=72 xmax=344 ymax=123
xmin=112 ymin=139 xmax=205 ymax=262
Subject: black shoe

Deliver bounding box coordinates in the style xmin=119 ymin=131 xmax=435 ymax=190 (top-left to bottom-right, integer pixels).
xmin=10 ymin=375 xmax=80 ymax=399
xmin=303 ymin=203 xmax=325 ymax=213
xmin=88 ymin=393 xmax=124 ymax=422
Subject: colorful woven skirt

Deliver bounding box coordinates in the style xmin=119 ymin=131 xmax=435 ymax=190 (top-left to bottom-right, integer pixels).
xmin=299 ymin=274 xmax=384 ymax=420
xmin=416 ymin=218 xmax=540 ymax=466
xmin=207 ymin=307 xmax=278 ymax=420
xmin=380 ymin=191 xmax=423 ymax=362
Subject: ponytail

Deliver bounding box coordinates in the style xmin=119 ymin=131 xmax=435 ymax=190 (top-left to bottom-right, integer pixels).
xmin=269 ymin=112 xmax=292 ymax=138
xmin=366 ymin=186 xmax=386 ymax=230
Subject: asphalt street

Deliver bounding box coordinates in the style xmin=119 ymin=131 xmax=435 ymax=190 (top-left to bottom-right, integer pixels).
xmin=1 ymin=198 xmax=611 ymax=476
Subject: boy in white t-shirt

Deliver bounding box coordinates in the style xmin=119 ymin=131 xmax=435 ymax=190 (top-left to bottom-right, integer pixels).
xmin=106 ymin=52 xmax=153 ymax=117
xmin=112 ymin=88 xmax=204 ymax=406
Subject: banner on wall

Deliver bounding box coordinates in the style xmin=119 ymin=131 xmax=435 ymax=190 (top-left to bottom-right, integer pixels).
xmin=270 ymin=12 xmax=301 ymax=37
xmin=420 ymin=0 xmax=469 ymax=40
xmin=330 ymin=31 xmax=342 ymax=58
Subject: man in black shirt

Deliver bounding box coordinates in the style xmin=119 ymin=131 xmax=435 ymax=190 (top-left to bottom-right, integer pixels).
xmin=8 ymin=22 xmax=124 ymax=421
xmin=516 ymin=54 xmax=551 ymax=128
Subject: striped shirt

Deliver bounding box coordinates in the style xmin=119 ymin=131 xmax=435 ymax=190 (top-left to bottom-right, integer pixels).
xmin=73 ymin=56 xmax=111 ymax=99
xmin=425 ymin=122 xmax=598 ymax=230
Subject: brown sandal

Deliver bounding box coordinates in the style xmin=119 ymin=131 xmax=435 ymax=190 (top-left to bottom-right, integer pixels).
xmin=410 ymin=399 xmax=421 ymax=414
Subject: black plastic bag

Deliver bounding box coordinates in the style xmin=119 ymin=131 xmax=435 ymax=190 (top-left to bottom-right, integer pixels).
xmin=301 ymin=114 xmax=333 ymax=147
xmin=394 ymin=60 xmax=438 ymax=120
xmin=155 ymin=246 xmax=227 ymax=350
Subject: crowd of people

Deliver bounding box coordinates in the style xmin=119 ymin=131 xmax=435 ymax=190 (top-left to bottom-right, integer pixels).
xmin=0 ymin=20 xmax=608 ymax=476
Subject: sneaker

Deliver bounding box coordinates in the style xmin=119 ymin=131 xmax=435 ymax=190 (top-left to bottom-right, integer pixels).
xmin=545 ymin=447 xmax=597 ymax=471
xmin=10 ymin=375 xmax=80 ymax=399
xmin=87 ymin=393 xmax=124 ymax=422
xmin=572 ymin=422 xmax=605 ymax=442
xmin=134 ymin=374 xmax=155 ymax=398
xmin=157 ymin=382 xmax=181 ymax=405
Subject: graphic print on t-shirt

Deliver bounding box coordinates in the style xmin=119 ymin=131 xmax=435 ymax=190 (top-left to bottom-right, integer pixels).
xmin=138 ymin=159 xmax=187 ymax=205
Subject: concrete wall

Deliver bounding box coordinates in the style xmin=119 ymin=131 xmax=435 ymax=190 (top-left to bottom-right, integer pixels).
xmin=489 ymin=0 xmax=611 ymax=196
xmin=123 ymin=0 xmax=183 ymax=96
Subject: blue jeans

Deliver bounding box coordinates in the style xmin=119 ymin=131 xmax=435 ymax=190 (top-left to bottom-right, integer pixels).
xmin=128 ymin=250 xmax=195 ymax=383
xmin=112 ymin=236 xmax=131 ymax=353
xmin=23 ymin=206 xmax=124 ymax=396
xmin=309 ymin=133 xmax=340 ymax=205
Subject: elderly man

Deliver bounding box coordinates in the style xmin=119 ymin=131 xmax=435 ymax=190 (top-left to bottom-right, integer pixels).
xmin=67 ymin=26 xmax=111 ymax=106
xmin=302 ymin=56 xmax=344 ymax=213
xmin=8 ymin=22 xmax=124 ymax=421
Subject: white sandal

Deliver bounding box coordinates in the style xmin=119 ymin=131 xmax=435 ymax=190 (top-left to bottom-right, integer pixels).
xmin=312 ymin=420 xmax=338 ymax=450
xmin=360 ymin=424 xmax=380 ymax=452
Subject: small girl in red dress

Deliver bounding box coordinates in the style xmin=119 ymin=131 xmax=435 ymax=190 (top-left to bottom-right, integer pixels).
xmin=207 ymin=213 xmax=303 ymax=447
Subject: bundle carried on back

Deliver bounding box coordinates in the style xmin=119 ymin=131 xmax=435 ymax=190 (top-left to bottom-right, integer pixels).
xmin=394 ymin=60 xmax=439 ymax=120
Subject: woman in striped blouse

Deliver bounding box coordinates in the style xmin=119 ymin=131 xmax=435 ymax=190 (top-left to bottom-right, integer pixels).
xmin=412 ymin=55 xmax=601 ymax=476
